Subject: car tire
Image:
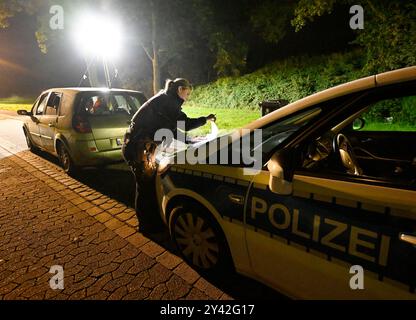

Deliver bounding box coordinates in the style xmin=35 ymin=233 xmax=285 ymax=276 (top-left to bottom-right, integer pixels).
xmin=57 ymin=142 xmax=77 ymax=175
xmin=169 ymin=202 xmax=233 ymax=275
xmin=23 ymin=128 xmax=37 ymax=153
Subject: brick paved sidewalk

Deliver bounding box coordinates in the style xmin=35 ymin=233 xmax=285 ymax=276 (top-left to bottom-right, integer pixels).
xmin=0 ymin=151 xmax=231 ymax=300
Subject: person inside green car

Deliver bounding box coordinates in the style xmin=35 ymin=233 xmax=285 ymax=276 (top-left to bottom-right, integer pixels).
xmin=122 ymin=78 xmax=216 ymax=233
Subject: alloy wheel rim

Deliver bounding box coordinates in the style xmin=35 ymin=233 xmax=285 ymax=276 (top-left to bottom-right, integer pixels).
xmin=174 ymin=212 xmax=219 ymax=269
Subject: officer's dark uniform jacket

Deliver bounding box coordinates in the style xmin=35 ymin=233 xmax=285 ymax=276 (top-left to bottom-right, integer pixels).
xmin=123 ymin=90 xmax=207 ymax=165
xmin=131 ymin=91 xmax=206 ymax=140
xmin=122 ymin=90 xmax=207 ymax=230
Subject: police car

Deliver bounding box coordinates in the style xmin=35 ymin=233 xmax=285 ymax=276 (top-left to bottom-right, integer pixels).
xmin=155 ymin=67 xmax=416 ymax=299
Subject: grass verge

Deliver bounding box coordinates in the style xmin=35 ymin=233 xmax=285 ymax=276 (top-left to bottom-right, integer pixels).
xmin=0 ymin=104 xmax=32 ymax=112
xmin=182 ymin=106 xmax=261 ymax=135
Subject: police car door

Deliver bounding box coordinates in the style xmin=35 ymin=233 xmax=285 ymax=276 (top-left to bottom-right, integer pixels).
xmin=244 ymin=85 xmax=416 ymax=299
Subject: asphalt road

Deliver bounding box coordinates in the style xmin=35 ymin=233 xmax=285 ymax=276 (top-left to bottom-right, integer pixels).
xmin=0 ymin=117 xmax=28 ymax=160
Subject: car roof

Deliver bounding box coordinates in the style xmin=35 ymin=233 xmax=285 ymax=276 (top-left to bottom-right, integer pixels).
xmin=43 ymin=87 xmax=143 ymax=94
xmin=244 ymin=66 xmax=416 ymax=131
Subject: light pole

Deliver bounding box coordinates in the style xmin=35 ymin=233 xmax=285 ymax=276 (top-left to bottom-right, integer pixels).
xmin=103 ymin=57 xmax=112 ymax=88
xmin=72 ymin=13 xmax=123 ymax=88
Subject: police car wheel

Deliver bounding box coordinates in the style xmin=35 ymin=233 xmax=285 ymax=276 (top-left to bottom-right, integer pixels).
xmin=170 ymin=204 xmax=232 ymax=274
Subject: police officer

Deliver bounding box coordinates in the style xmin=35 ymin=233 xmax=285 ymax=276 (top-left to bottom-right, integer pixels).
xmin=122 ymin=78 xmax=216 ymax=233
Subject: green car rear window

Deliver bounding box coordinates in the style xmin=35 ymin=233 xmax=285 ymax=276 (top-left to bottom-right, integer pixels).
xmin=79 ymin=92 xmax=143 ymax=116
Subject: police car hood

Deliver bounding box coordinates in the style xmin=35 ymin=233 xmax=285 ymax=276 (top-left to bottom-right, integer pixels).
xmin=155 ymin=121 xmax=233 ymax=164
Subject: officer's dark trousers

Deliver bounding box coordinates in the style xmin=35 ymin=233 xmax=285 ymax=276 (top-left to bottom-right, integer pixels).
xmin=129 ymin=142 xmax=164 ymax=231
xmin=131 ymin=164 xmax=159 ymax=228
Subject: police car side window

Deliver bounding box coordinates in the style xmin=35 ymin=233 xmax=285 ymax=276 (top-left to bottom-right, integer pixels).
xmin=351 ymin=94 xmax=416 ymax=185
xmin=356 ymin=95 xmax=416 ymax=132
xmin=255 ymin=107 xmax=322 ymax=156
xmin=299 ymin=86 xmax=416 ymax=187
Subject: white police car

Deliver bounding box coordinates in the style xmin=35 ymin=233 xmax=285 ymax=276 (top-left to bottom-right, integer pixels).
xmin=155 ymin=67 xmax=416 ymax=299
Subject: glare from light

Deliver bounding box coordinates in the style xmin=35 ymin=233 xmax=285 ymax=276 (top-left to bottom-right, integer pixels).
xmin=73 ymin=13 xmax=123 ymax=60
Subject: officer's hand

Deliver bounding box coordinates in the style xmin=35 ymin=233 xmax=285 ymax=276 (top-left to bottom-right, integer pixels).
xmin=206 ymin=114 xmax=217 ymax=122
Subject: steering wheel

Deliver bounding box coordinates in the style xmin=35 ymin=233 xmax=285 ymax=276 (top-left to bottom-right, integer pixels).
xmin=333 ymin=133 xmax=363 ymax=176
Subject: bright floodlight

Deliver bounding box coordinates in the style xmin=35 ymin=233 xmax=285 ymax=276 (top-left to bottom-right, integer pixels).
xmin=73 ymin=13 xmax=123 ymax=60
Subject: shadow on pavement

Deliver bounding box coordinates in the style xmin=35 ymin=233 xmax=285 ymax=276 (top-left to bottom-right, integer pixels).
xmin=33 ymin=149 xmax=136 ymax=207
xmin=143 ymin=229 xmax=288 ymax=300
xmin=77 ymin=165 xmax=136 ymax=207
xmin=34 ymin=150 xmax=288 ymax=300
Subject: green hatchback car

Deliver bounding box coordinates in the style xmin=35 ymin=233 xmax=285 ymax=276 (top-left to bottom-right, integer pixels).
xmin=18 ymin=88 xmax=146 ymax=174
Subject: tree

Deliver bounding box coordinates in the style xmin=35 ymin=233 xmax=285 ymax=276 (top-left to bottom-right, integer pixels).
xmin=0 ymin=0 xmax=45 ymax=28
xmin=292 ymin=0 xmax=416 ymax=72
xmin=26 ymin=0 xmax=226 ymax=94
xmin=250 ymin=0 xmax=295 ymax=44
xmin=1 ymin=0 xmax=303 ymax=92
xmin=190 ymin=0 xmax=296 ymax=78
xmin=121 ymin=0 xmax=207 ymax=94
xmin=0 ymin=1 xmax=27 ymax=28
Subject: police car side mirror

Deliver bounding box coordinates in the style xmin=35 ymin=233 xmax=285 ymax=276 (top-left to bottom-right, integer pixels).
xmin=352 ymin=118 xmax=366 ymax=131
xmin=267 ymin=153 xmax=293 ymax=195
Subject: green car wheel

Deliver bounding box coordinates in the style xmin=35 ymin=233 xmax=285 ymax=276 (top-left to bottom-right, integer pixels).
xmin=23 ymin=128 xmax=37 ymax=153
xmin=58 ymin=143 xmax=77 ymax=175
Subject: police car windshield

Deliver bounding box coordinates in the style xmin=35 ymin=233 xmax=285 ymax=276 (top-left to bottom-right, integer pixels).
xmin=256 ymin=107 xmax=322 ymax=154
